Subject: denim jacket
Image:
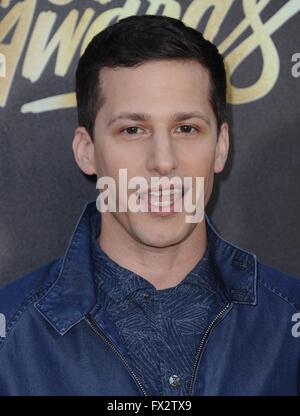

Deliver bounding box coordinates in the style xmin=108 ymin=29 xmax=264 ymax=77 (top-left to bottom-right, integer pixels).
xmin=0 ymin=200 xmax=300 ymax=396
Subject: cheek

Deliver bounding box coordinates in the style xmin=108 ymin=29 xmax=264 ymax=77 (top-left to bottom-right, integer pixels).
xmin=181 ymin=145 xmax=216 ymax=178
xmin=94 ymin=146 xmax=141 ymax=183
xmin=93 ymin=141 xmax=122 ymax=174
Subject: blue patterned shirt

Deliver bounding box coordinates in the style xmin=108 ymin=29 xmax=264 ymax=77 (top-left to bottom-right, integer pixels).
xmin=91 ymin=232 xmax=224 ymax=396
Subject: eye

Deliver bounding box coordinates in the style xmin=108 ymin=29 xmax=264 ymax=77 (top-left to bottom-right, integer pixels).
xmin=175 ymin=125 xmax=199 ymax=134
xmin=120 ymin=126 xmax=144 ymax=135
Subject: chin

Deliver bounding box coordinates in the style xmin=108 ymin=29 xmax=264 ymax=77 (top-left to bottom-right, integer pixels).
xmin=139 ymin=237 xmax=182 ymax=249
xmin=131 ymin=222 xmax=191 ymax=249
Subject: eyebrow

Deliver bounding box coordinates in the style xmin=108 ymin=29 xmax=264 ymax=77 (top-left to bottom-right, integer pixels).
xmin=106 ymin=111 xmax=211 ymax=128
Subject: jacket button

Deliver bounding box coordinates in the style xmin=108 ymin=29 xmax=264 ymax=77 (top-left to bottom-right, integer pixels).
xmin=169 ymin=374 xmax=180 ymax=387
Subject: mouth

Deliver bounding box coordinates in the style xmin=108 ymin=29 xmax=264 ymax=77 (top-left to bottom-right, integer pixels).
xmin=136 ymin=186 xmax=186 ymax=215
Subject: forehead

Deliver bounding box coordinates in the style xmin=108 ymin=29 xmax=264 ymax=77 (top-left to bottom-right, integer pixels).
xmin=98 ymin=60 xmax=212 ymax=118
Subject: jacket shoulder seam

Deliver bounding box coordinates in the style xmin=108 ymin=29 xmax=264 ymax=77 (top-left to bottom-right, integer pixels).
xmin=258 ymin=277 xmax=299 ymax=311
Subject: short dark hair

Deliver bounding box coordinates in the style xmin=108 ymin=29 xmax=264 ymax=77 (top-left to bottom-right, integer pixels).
xmin=75 ymin=14 xmax=227 ymax=140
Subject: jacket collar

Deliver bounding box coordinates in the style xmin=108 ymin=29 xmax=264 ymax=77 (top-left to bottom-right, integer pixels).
xmin=35 ymin=200 xmax=257 ymax=335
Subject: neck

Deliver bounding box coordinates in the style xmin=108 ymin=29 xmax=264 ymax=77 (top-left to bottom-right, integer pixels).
xmin=98 ymin=213 xmax=207 ymax=290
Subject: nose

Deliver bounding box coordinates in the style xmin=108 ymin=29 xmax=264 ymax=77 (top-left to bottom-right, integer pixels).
xmin=146 ymin=131 xmax=179 ymax=176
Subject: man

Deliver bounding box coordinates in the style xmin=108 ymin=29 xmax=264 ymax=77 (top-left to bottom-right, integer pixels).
xmin=0 ymin=14 xmax=299 ymax=396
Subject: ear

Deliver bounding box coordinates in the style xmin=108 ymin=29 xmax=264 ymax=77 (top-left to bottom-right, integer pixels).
xmin=72 ymin=127 xmax=96 ymax=175
xmin=214 ymin=122 xmax=229 ymax=173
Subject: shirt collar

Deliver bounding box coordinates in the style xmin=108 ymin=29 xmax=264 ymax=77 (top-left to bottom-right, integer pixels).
xmin=92 ymin=233 xmax=217 ymax=302
xmin=92 ymin=242 xmax=151 ymax=301
xmin=35 ymin=200 xmax=257 ymax=335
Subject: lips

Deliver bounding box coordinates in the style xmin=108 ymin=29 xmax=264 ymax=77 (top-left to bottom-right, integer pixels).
xmin=143 ymin=189 xmax=182 ymax=205
xmin=137 ymin=186 xmax=185 ymax=213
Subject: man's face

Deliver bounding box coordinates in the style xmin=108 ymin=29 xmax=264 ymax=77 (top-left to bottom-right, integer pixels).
xmin=79 ymin=59 xmax=228 ymax=248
